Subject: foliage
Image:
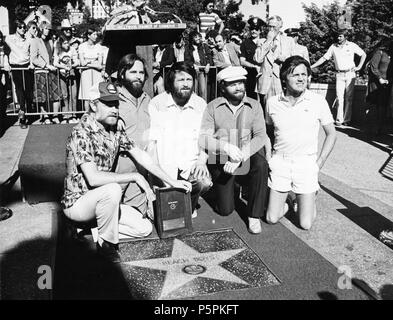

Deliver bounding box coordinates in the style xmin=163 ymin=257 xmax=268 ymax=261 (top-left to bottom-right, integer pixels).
xmin=300 ymin=0 xmax=393 ymax=83
xmin=299 ymin=1 xmax=341 ymax=83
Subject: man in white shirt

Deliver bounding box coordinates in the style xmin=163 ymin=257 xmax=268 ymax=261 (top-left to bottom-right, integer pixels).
xmin=311 ymin=29 xmax=366 ymax=126
xmin=148 ymin=62 xmax=212 ymax=214
xmin=266 ymin=56 xmax=336 ymax=230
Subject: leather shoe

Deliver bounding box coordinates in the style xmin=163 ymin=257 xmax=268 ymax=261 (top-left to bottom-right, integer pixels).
xmin=248 ymin=217 xmax=262 ymax=234
xmin=96 ymin=240 xmax=121 ymax=263
xmin=0 ymin=207 xmax=13 ymax=221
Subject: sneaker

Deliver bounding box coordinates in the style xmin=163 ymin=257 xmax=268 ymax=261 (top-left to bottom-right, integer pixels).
xmin=192 ymin=209 xmax=198 ymax=218
xmin=68 ymin=117 xmax=79 ymax=124
xmin=248 ymin=217 xmax=262 ymax=234
xmin=96 ymin=240 xmax=121 ymax=263
xmin=51 ymin=116 xmax=60 ymax=124
xmin=379 ymin=230 xmax=393 ymax=247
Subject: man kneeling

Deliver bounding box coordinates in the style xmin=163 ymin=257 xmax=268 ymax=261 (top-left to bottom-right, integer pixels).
xmin=61 ymin=82 xmax=191 ymax=263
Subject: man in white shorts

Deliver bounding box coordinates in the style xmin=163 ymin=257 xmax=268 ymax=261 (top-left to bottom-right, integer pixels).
xmin=265 ymin=55 xmax=336 ymax=230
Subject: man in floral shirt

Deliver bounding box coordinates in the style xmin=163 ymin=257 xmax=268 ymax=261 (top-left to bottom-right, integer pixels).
xmin=62 ymin=81 xmax=191 ymax=263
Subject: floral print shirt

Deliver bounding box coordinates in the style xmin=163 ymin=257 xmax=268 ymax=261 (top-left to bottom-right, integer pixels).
xmin=61 ymin=113 xmax=135 ymax=209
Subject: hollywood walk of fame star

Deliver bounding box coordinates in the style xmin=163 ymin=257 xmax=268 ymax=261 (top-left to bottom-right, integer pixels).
xmin=122 ymin=238 xmax=249 ymax=299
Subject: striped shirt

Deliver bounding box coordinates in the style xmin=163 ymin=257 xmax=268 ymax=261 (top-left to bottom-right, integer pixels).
xmin=198 ymin=12 xmax=222 ymax=39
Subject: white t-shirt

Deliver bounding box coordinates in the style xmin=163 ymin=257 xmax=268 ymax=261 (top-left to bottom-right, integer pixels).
xmin=266 ymin=90 xmax=334 ymax=155
xmin=323 ymin=41 xmax=365 ymax=71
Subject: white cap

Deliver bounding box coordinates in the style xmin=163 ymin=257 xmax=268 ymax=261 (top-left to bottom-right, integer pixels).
xmin=216 ymin=66 xmax=248 ymax=83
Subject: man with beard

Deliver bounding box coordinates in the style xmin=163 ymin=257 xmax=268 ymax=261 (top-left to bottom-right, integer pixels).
xmin=199 ymin=66 xmax=270 ymax=234
xmin=62 ymin=81 xmax=191 ymax=263
xmin=147 ymin=62 xmax=212 ymax=215
xmin=115 ymin=53 xmax=152 ymax=219
xmin=265 ymin=56 xmax=336 ymax=230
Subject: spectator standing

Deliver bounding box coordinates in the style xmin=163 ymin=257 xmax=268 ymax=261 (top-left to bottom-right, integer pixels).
xmin=254 ymin=15 xmax=295 ymax=110
xmin=152 ymin=44 xmax=167 ymax=95
xmin=366 ymin=40 xmax=393 ymax=135
xmin=213 ymin=33 xmax=241 ymax=71
xmin=265 ymin=56 xmax=336 ymax=230
xmin=198 ymin=0 xmax=224 ymax=41
xmin=5 ymin=20 xmax=34 ymax=128
xmin=240 ymin=17 xmax=264 ymax=100
xmin=54 ymin=35 xmax=80 ymax=123
xmin=78 ymin=28 xmax=104 ymax=110
xmin=311 ymin=29 xmax=366 ymax=126
xmin=285 ymin=28 xmax=309 ymax=62
xmin=199 ymin=66 xmax=270 ymax=234
xmin=185 ymin=30 xmax=213 ymax=101
xmin=30 ymin=23 xmax=62 ymax=124
xmin=0 ymin=30 xmax=10 ymax=136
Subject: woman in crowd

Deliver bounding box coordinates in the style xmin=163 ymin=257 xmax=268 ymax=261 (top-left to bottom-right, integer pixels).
xmin=54 ymin=35 xmax=79 ymax=123
xmin=366 ymin=40 xmax=393 ymax=135
xmin=0 ymin=30 xmax=10 ymax=136
xmin=30 ymin=22 xmax=62 ymax=124
xmin=5 ymin=20 xmax=34 ymax=128
xmin=185 ymin=30 xmax=213 ymax=101
xmin=78 ymin=28 xmax=104 ymax=110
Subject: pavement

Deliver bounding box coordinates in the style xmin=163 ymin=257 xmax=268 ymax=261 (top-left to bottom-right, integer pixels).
xmin=0 ymin=118 xmax=392 ymax=300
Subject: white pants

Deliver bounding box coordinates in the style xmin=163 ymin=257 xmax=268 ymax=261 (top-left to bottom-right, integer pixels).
xmin=336 ymin=71 xmax=356 ymax=123
xmin=63 ymin=183 xmax=152 ymax=245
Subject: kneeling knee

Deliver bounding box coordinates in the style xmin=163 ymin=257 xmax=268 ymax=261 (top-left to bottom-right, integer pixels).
xmin=105 ymin=183 xmax=122 ymax=201
xmin=217 ymin=206 xmax=234 ymax=216
xmin=266 ymin=215 xmax=280 ymax=225
xmin=138 ymin=220 xmax=153 ymax=237
xmin=300 ymin=220 xmax=313 ymax=230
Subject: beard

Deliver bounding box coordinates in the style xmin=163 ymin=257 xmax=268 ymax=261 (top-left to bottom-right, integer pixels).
xmin=122 ymin=79 xmax=145 ymax=98
xmin=173 ymin=85 xmax=193 ymax=102
xmin=224 ymin=88 xmax=245 ymax=104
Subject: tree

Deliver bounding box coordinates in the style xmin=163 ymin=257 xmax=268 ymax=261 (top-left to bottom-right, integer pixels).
xmin=299 ymin=1 xmax=341 ymax=83
xmin=301 ymin=0 xmax=393 ymax=83
xmin=351 ymin=0 xmax=393 ymax=57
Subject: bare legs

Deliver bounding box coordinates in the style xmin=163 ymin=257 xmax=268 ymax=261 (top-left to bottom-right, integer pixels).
xmin=266 ymin=189 xmax=317 ymax=230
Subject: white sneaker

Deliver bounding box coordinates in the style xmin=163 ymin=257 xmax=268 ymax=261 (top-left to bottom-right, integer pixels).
xmin=248 ymin=217 xmax=262 ymax=234
xmin=192 ymin=209 xmax=198 ymax=218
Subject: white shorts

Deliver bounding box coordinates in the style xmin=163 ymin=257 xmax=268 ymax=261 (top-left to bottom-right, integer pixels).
xmin=268 ymin=153 xmax=320 ymax=194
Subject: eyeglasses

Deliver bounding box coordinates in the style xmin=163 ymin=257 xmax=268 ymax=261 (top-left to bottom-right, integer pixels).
xmin=17 ymin=25 xmax=26 ymax=29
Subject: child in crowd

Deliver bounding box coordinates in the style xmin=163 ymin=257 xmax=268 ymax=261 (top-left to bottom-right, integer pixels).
xmin=54 ymin=35 xmax=79 ymax=123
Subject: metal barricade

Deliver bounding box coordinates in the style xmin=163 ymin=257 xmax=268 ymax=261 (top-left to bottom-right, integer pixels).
xmin=6 ymin=66 xmax=85 ymax=117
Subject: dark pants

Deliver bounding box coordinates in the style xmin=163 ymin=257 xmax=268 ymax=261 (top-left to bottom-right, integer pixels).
xmin=245 ymin=67 xmax=258 ymax=100
xmin=10 ymin=63 xmax=34 ymax=113
xmin=208 ymin=152 xmax=268 ymax=218
xmin=178 ymin=172 xmax=212 ymax=212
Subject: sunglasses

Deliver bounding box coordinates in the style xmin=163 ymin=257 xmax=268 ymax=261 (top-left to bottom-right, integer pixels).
xmin=17 ymin=25 xmax=26 ymax=29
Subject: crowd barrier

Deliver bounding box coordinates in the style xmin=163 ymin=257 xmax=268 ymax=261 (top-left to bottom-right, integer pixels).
xmin=2 ymin=64 xmax=219 ymax=119
xmin=4 ymin=67 xmax=91 ymax=117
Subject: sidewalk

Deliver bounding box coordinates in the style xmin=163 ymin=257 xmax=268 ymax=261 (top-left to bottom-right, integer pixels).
xmin=0 ymin=121 xmax=392 ymax=299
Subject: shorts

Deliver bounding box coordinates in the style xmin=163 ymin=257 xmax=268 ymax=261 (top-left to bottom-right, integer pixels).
xmin=268 ymin=153 xmax=319 ymax=194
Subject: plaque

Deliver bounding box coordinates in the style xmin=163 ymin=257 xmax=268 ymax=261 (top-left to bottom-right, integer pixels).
xmin=154 ymin=187 xmax=193 ymax=239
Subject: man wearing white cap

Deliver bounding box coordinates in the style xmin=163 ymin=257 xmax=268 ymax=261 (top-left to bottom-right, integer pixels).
xmin=199 ymin=66 xmax=270 ymax=234
xmin=62 ymin=81 xmax=191 ymax=263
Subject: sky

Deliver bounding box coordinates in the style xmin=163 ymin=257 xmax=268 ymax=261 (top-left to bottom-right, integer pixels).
xmin=239 ymin=0 xmax=347 ymax=29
